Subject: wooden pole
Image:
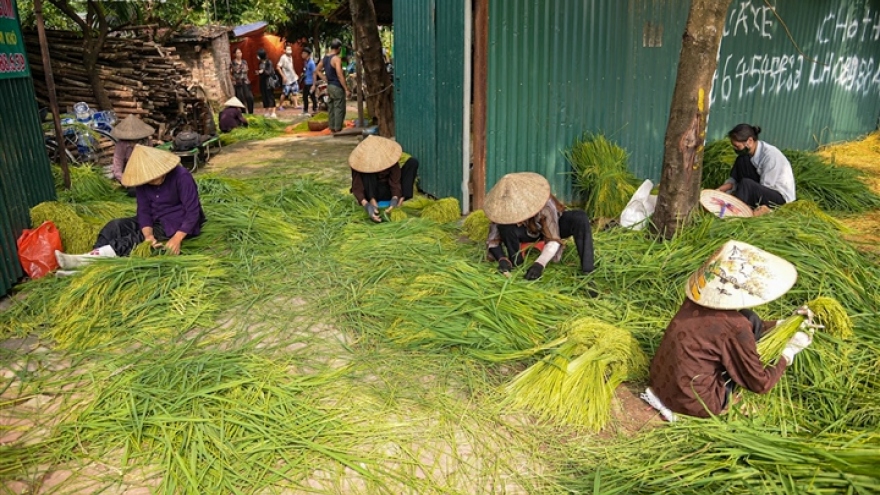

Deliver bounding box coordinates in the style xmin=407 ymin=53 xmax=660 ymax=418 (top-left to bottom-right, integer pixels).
xmin=34 ymin=0 xmax=70 ymax=189
xmin=472 ymin=0 xmax=488 ymax=208
xmin=353 ymin=29 xmax=365 ymax=128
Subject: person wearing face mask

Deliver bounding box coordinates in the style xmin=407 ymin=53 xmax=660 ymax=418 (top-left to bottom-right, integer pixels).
xmin=53 ymin=146 xmax=206 ymax=273
xmin=276 ymin=45 xmax=299 ymax=112
xmin=717 ymin=124 xmax=796 ymax=215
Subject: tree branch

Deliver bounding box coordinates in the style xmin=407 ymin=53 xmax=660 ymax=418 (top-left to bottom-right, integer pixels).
xmin=46 ymin=0 xmax=88 ymax=32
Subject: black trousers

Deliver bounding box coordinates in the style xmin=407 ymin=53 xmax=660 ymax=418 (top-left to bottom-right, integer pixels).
xmin=729 ymin=155 xmax=786 ymax=208
xmin=259 ymin=75 xmax=276 ymax=109
xmin=302 ymin=83 xmax=318 ymax=113
xmin=94 ymin=217 xmax=168 ymax=257
xmin=496 ymin=209 xmax=595 ymax=273
xmin=361 ymin=158 xmax=419 ymax=202
xmin=234 ymin=84 xmax=255 ymax=114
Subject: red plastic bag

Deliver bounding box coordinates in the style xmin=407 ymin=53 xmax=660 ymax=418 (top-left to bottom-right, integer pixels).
xmin=17 ymin=221 xmax=63 ymax=279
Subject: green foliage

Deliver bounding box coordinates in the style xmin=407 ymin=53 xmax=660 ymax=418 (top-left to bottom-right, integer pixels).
xmin=219 ymin=115 xmax=288 ymax=146
xmin=564 ymin=132 xmax=640 ymax=219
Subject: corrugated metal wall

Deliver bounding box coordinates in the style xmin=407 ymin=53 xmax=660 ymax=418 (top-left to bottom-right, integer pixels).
xmin=487 ymin=0 xmax=690 ymax=198
xmin=394 ymin=0 xmax=465 ymax=201
xmin=707 ymin=0 xmax=880 ymax=147
xmin=482 ymin=0 xmax=880 ymax=200
xmin=0 ymin=77 xmax=57 ymax=295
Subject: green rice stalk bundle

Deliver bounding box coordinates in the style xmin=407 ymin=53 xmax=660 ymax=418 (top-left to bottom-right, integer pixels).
xmin=70 ymin=200 xmax=136 ymax=225
xmin=219 ymin=115 xmax=288 ymax=145
xmin=30 ymin=201 xmax=99 ymax=254
xmin=387 ymin=208 xmax=408 ymax=221
xmin=506 ymin=318 xmax=648 ymax=431
xmin=333 ymin=218 xmax=463 ymax=275
xmin=777 ymin=199 xmax=848 ymax=231
xmin=46 ymin=256 xmax=227 ymax=349
xmin=462 ymin=209 xmax=490 ymax=242
xmin=809 ymin=296 xmax=854 ymax=339
xmin=270 ymin=177 xmax=360 ymax=230
xmin=757 ymin=297 xmax=851 ymax=365
xmin=352 ymin=261 xmax=585 ymax=360
xmin=563 ymin=132 xmax=639 ymax=219
xmin=56 ymin=346 xmax=379 ymax=494
xmin=53 ymin=164 xmax=120 ymax=202
xmin=420 ymin=197 xmax=461 ymax=223
xmin=784 ymin=149 xmax=880 ymax=212
xmin=399 ymin=195 xmax=435 ymax=211
xmin=568 ymin=419 xmax=880 ymax=494
xmin=186 ymin=203 xmax=305 ymax=256
xmin=130 ymin=240 xmax=157 ymax=258
xmin=699 ymin=140 xmax=737 ymax=189
xmin=195 ymin=174 xmax=256 ymax=204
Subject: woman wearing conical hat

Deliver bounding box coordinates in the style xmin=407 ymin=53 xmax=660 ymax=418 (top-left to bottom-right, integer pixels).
xmin=643 ymin=240 xmax=815 ymax=420
xmin=110 ymin=115 xmax=155 ymax=189
xmin=349 ymin=136 xmax=419 ymax=223
xmin=483 ymin=172 xmax=594 ymax=280
xmin=219 ymin=97 xmax=249 ymax=133
xmin=54 ymin=146 xmax=206 ymax=273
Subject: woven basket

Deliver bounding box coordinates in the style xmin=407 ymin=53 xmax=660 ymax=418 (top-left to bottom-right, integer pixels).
xmin=307 ymin=120 xmax=329 ymax=132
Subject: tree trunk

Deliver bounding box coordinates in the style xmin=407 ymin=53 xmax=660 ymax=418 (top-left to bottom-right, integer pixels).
xmin=349 ymin=0 xmax=395 ymax=137
xmin=652 ymin=0 xmax=731 ymax=239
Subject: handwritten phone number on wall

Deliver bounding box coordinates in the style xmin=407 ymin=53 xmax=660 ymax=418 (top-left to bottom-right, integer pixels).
xmin=0 ymin=52 xmax=26 ymax=73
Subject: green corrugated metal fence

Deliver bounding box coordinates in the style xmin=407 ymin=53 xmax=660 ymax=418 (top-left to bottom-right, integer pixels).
xmin=1 ymin=78 xmax=57 ymax=295
xmin=394 ymin=0 xmax=465 ymax=202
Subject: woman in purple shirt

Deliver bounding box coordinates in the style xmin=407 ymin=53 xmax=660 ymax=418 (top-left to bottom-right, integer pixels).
xmin=55 ymin=146 xmax=206 ymax=271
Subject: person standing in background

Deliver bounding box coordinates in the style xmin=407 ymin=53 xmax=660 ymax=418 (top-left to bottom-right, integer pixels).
xmin=230 ymin=48 xmax=254 ymax=114
xmin=256 ymin=48 xmax=277 ymax=119
xmin=276 ymin=45 xmax=299 ymax=112
xmin=300 ymin=47 xmax=318 ymax=115
xmin=314 ymin=39 xmax=349 ymax=132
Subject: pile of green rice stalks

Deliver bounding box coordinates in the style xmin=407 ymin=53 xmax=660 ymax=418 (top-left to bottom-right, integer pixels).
xmin=397 ymin=196 xmax=461 ymax=223
xmin=756 ymin=296 xmax=852 ymax=365
xmin=53 ymin=164 xmax=121 ymax=202
xmin=0 ymin=256 xmax=226 ymax=349
xmin=351 ymin=261 xmax=588 ymax=360
xmin=49 ymin=344 xmax=381 ymax=494
xmin=567 ymin=419 xmax=880 ymax=494
xmin=700 ymin=140 xmax=880 ymax=212
xmin=219 ymin=115 xmax=288 ymax=145
xmin=506 ymin=317 xmax=647 ymax=431
xmin=462 ymin=209 xmax=490 ymax=242
xmin=564 ymin=132 xmax=640 ymax=219
xmin=31 ymin=201 xmax=101 ymax=254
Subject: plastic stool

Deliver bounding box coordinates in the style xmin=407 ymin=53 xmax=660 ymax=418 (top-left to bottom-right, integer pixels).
xmin=519 ymin=241 xmax=545 ymax=255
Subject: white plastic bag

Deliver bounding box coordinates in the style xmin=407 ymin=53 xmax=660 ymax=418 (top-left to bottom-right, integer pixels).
xmin=619 ymin=179 xmax=657 ymax=230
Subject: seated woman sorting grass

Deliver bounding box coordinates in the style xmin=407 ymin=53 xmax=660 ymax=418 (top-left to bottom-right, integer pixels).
xmin=55 ymin=146 xmax=206 ymax=271
xmin=349 ymin=136 xmax=419 ymax=223
xmin=111 ymin=115 xmax=155 ymax=196
xmin=717 ymin=124 xmax=796 ymax=216
xmin=643 ymin=240 xmax=813 ymax=420
xmin=483 ymin=172 xmax=594 ymax=281
xmin=218 ymin=97 xmax=249 ymax=133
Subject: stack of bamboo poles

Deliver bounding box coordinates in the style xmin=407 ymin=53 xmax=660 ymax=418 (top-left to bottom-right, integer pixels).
xmin=23 ymin=29 xmax=206 ymax=131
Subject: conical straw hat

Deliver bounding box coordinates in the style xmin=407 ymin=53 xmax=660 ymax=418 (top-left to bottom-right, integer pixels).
xmin=700 ymin=189 xmax=753 ymax=218
xmin=224 ymin=96 xmax=246 ymax=109
xmin=483 ymin=172 xmax=551 ymax=225
xmin=348 ymin=136 xmax=403 ymax=173
xmin=685 ymin=240 xmax=797 ymax=310
xmin=111 ymin=115 xmax=155 ymax=140
xmin=121 ymin=145 xmax=181 ymax=187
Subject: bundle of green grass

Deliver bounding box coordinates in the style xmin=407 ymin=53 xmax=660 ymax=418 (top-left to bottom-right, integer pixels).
xmin=52 ymin=164 xmax=121 ymax=202
xmin=564 ymin=132 xmax=640 ymax=219
xmin=700 ymin=140 xmax=880 ymax=212
xmin=463 ymin=209 xmax=490 ymax=242
xmin=506 ymin=317 xmax=647 ymax=431
xmin=399 ymin=196 xmax=462 ymax=223
xmin=220 ymin=115 xmax=288 ymax=145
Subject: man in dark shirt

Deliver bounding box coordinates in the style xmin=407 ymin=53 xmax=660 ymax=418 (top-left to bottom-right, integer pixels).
xmin=645 ymin=240 xmax=813 ymax=420
xmin=219 ymin=97 xmax=249 ymax=133
xmin=314 ymin=39 xmax=349 ymax=133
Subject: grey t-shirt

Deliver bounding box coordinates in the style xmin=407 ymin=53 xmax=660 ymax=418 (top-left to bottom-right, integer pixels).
xmin=278 ymin=54 xmax=297 ymax=84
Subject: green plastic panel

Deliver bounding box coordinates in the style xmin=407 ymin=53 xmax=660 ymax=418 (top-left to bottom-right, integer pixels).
xmin=1 ymin=75 xmax=56 ymax=294
xmin=394 ymin=0 xmax=465 ymax=202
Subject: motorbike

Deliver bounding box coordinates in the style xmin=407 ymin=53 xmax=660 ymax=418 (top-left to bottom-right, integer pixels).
xmin=312 ymin=80 xmax=330 ymax=112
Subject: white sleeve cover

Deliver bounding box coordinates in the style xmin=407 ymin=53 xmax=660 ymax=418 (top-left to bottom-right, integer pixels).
xmin=535 ymin=241 xmax=561 ymax=266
